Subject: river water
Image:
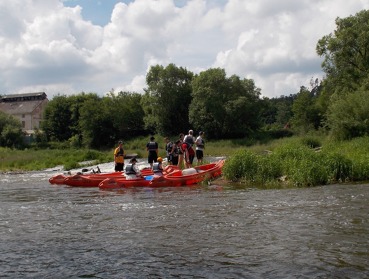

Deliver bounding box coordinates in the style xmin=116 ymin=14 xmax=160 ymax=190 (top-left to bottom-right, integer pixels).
xmin=1 ymin=167 xmax=369 ymax=278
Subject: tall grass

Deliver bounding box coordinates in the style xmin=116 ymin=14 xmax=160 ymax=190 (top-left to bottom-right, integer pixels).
xmin=223 ymin=135 xmax=369 ymax=188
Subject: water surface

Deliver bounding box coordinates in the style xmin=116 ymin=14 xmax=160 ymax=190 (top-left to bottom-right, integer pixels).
xmin=1 ymin=171 xmax=368 ymax=278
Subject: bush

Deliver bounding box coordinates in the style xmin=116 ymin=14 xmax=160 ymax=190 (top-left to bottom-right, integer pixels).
xmin=223 ymin=149 xmax=258 ymax=181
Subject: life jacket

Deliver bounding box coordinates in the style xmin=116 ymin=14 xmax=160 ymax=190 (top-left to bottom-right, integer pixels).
xmin=152 ymin=162 xmax=163 ymax=173
xmin=184 ymin=135 xmax=194 ymax=146
xmin=166 ymin=142 xmax=173 ymax=154
xmin=115 ymin=147 xmax=124 ymax=163
xmin=124 ymin=164 xmax=136 ymax=175
xmin=172 ymin=144 xmax=179 ymax=156
xmin=147 ymin=141 xmax=157 ymax=152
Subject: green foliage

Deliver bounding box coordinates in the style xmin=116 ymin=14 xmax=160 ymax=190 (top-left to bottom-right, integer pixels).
xmin=223 ymin=149 xmax=258 ymax=181
xmin=300 ymin=136 xmax=321 ymax=148
xmin=321 ymin=152 xmax=352 ymax=182
xmin=42 ymin=92 xmax=146 ymax=149
xmin=316 ymin=10 xmax=369 ymax=95
xmin=142 ymin=64 xmax=193 ymax=135
xmin=291 ymin=87 xmax=322 ymax=134
xmin=0 ymin=111 xmax=24 ymax=148
xmin=222 ymin=136 xmax=369 ymax=188
xmin=326 ymin=90 xmax=369 ymax=140
xmin=190 ymin=68 xmax=262 ymax=139
xmin=260 ymin=94 xmax=296 ymax=128
xmin=63 ymin=160 xmax=80 ymax=171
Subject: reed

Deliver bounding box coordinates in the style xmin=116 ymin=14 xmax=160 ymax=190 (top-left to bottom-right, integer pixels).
xmin=223 ymin=135 xmax=369 ymax=188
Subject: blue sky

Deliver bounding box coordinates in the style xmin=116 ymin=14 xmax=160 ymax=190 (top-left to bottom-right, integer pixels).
xmin=1 ymin=0 xmax=369 ymax=99
xmin=63 ymin=0 xmax=133 ymax=26
xmin=63 ymin=0 xmax=198 ymax=25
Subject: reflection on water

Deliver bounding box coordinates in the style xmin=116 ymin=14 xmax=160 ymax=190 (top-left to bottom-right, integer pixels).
xmin=1 ymin=171 xmax=369 ymax=278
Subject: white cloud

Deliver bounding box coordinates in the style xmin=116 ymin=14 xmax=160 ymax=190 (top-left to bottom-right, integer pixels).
xmin=0 ymin=0 xmax=368 ymax=99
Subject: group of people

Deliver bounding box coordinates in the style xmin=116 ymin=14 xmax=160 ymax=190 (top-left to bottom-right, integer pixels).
xmin=113 ymin=130 xmax=205 ymax=179
xmin=164 ymin=130 xmax=205 ymax=168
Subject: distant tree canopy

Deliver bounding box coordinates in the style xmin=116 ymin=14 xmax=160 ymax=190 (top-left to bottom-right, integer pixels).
xmin=190 ymin=68 xmax=262 ymax=138
xmin=0 ymin=111 xmax=24 ymax=148
xmin=141 ymin=63 xmax=193 ymax=136
xmin=41 ymin=92 xmax=145 ymax=148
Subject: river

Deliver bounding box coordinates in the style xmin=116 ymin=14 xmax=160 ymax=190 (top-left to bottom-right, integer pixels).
xmin=1 ymin=167 xmax=369 ymax=278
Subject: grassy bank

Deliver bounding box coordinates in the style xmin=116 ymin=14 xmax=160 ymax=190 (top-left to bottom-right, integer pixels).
xmin=222 ymin=135 xmax=369 ymax=189
xmin=2 ymin=135 xmax=369 ymax=190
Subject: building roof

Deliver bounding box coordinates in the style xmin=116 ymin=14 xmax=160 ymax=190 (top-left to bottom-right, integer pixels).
xmin=1 ymin=92 xmax=47 ymax=102
xmin=0 ymin=92 xmax=48 ymax=115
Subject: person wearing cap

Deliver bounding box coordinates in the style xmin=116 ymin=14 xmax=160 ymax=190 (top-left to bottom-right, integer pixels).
xmin=114 ymin=140 xmax=125 ymax=172
xmin=146 ymin=136 xmax=158 ymax=168
xmin=195 ymin=131 xmax=205 ymax=164
xmin=124 ymin=157 xmax=141 ymax=180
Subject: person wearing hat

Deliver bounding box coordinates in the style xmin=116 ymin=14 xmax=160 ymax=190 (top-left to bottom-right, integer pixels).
xmin=146 ymin=136 xmax=158 ymax=168
xmin=124 ymin=157 xmax=141 ymax=180
xmin=114 ymin=140 xmax=125 ymax=172
xmin=195 ymin=131 xmax=205 ymax=164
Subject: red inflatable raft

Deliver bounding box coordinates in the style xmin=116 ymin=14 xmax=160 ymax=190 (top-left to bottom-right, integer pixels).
xmin=98 ymin=160 xmax=225 ymax=189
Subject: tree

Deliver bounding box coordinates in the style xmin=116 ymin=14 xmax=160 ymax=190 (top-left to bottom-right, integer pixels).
xmin=0 ymin=111 xmax=24 ymax=148
xmin=79 ymin=92 xmax=145 ymax=148
xmin=42 ymin=93 xmax=100 ymax=143
xmin=190 ymin=68 xmax=262 ymax=139
xmin=79 ymin=97 xmax=114 ymax=148
xmin=326 ymin=90 xmax=369 ymax=140
xmin=316 ymin=10 xmax=369 ymax=95
xmin=290 ymin=87 xmax=321 ymax=133
xmin=141 ymin=64 xmax=193 ymax=135
xmin=107 ymin=91 xmax=145 ymax=140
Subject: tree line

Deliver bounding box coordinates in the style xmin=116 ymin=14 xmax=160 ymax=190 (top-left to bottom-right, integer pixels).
xmin=1 ymin=9 xmax=369 ymax=149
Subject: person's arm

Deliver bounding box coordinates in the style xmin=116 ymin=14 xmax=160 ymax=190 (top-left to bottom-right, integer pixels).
xmin=195 ymin=137 xmax=200 ymax=146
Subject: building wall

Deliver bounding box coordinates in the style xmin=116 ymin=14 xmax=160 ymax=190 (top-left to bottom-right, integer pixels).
xmin=0 ymin=92 xmax=49 ymax=133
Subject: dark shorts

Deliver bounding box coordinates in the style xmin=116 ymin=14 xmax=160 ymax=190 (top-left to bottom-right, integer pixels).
xmin=148 ymin=152 xmax=157 ymax=164
xmin=171 ymin=155 xmax=179 ymax=165
xmin=188 ymin=154 xmax=195 ymax=164
xmin=196 ymin=150 xmax=204 ymax=160
xmin=115 ymin=163 xmax=124 ymax=172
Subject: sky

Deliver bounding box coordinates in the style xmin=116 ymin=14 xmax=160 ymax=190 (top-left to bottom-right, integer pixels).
xmin=1 ymin=0 xmax=369 ymax=99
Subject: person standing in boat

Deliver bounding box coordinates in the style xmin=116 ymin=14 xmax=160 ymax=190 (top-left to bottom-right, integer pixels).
xmin=125 ymin=158 xmax=141 ymax=180
xmin=114 ymin=140 xmax=125 ymax=172
xmin=146 ymin=136 xmax=158 ymax=168
xmin=195 ymin=131 xmax=205 ymax=164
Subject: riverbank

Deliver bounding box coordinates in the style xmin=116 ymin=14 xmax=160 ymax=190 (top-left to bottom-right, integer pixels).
xmin=3 ymin=135 xmax=369 ymax=188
